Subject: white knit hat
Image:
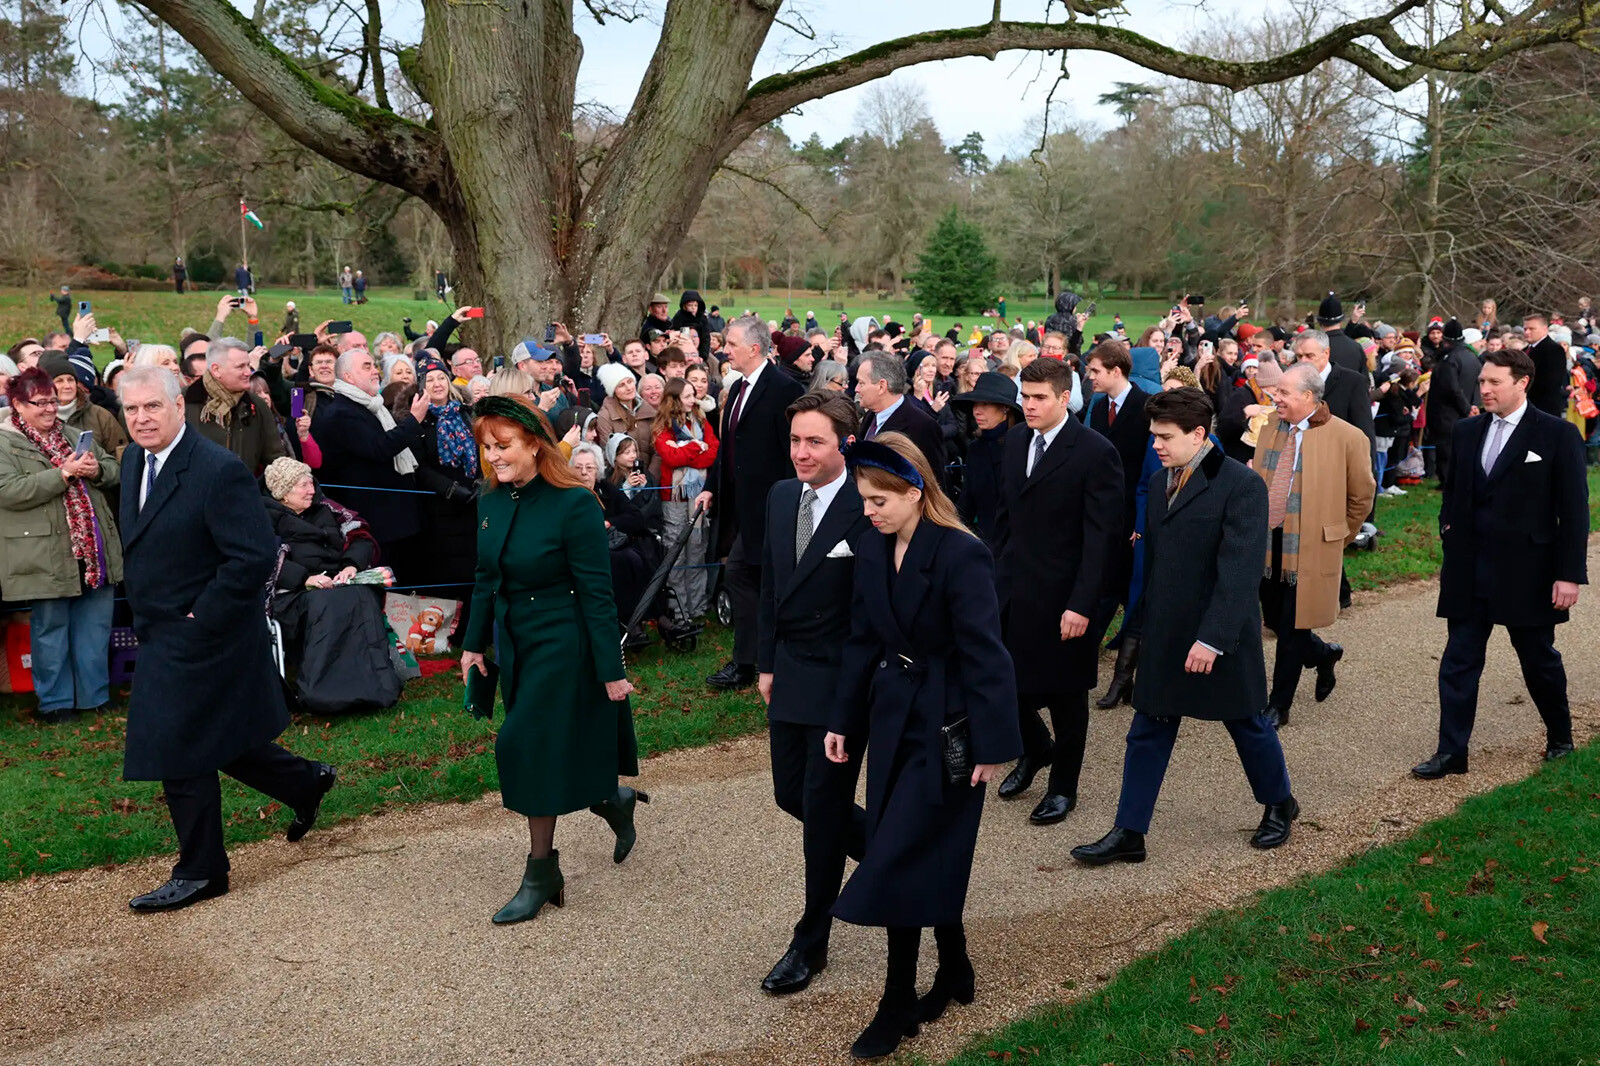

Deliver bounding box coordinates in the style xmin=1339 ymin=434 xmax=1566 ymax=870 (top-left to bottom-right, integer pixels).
xmin=595 ymin=363 xmax=634 ymax=397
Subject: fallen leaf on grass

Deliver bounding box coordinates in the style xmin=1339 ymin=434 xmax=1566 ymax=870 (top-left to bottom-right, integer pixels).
xmin=1532 ymin=921 xmax=1549 ymax=944
xmin=1186 ymin=1023 xmax=1208 ymax=1035
xmin=1355 ymin=1018 xmax=1372 ymax=1032
xmin=1216 ymin=1013 xmax=1230 ymax=1030
xmin=1439 ymin=979 xmax=1460 ymax=990
xmin=1418 ymin=854 xmax=1434 ymax=865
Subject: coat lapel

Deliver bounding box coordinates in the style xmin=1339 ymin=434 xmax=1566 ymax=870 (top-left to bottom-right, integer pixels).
xmin=1486 ymin=410 xmax=1535 ymax=483
xmin=769 ymin=480 xmax=799 ymax=593
xmin=785 ymin=478 xmax=861 ymax=597
xmin=123 ymin=431 xmax=197 ymax=549
xmin=477 ymin=483 xmax=518 ymax=575
xmin=888 ymin=520 xmax=943 ymax=645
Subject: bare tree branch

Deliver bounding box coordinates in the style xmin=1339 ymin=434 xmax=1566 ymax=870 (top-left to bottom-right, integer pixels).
xmin=733 ymin=1 xmax=1598 ymax=135
xmin=131 ymin=0 xmax=443 ymax=201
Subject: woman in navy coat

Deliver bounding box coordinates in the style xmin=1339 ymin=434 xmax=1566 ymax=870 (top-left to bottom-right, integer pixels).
xmin=824 ymin=433 xmax=1021 ymax=1060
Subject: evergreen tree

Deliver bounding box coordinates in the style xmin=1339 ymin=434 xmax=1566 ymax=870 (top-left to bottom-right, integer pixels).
xmin=913 ymin=207 xmax=997 ymax=316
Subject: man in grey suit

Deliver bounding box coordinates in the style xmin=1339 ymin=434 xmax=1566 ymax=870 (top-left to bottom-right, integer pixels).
xmin=756 ymin=392 xmax=873 ymax=994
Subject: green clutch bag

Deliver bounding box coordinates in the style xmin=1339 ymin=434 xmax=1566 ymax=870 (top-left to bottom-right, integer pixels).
xmin=463 ymin=659 xmax=500 ymax=720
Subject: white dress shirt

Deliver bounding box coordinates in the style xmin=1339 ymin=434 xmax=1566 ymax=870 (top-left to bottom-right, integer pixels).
xmin=140 ymin=424 xmax=186 ymax=509
xmin=1105 ymin=381 xmax=1133 ymax=423
xmin=801 ymin=467 xmax=848 ymax=530
xmin=1026 ymin=414 xmax=1068 ymax=476
xmin=727 ymin=358 xmax=768 ymax=425
xmin=1480 ymin=399 xmax=1526 ymax=472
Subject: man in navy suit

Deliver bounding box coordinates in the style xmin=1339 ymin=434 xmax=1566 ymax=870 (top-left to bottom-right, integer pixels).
xmin=116 ymin=366 xmax=337 ymax=912
xmin=1414 ymin=348 xmax=1589 ymax=778
xmin=1085 ymin=341 xmax=1150 ymax=642
xmin=756 ymin=392 xmax=873 ymax=995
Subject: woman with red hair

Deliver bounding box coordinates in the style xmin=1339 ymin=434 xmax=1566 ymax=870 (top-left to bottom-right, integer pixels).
xmin=459 ymin=395 xmax=645 ymax=924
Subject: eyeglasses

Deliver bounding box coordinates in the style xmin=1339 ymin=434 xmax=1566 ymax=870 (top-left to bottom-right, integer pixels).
xmin=19 ymin=397 xmax=59 ymax=408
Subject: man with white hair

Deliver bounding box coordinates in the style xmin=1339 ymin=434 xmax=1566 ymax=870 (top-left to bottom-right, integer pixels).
xmin=117 ymin=366 xmax=337 ymax=912
xmin=1254 ymin=362 xmax=1374 ymax=730
xmin=310 ymin=349 xmax=430 ymax=577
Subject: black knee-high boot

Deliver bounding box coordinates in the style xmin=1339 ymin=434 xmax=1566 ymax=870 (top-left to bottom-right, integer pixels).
xmin=916 ymin=922 xmax=976 ymax=1022
xmin=850 ymin=927 xmax=921 ymax=1060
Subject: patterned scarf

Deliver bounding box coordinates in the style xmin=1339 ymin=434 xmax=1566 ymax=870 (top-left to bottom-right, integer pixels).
xmin=1257 ymin=403 xmax=1331 ymax=585
xmin=13 ymin=412 xmax=103 ymax=589
xmin=1165 ymin=437 xmax=1213 ymax=503
xmin=671 ymin=416 xmax=707 ymax=501
xmin=430 ymin=400 xmax=475 ymax=477
xmin=200 ymin=371 xmax=243 ymax=428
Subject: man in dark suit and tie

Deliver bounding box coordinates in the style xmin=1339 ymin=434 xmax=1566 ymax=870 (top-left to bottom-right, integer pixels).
xmin=1522 ymin=313 xmax=1569 ymax=417
xmin=993 ymin=357 xmax=1124 ymax=825
xmin=854 ymin=351 xmax=946 ymax=479
xmin=1414 ymin=348 xmax=1589 ymax=778
xmin=756 ymin=392 xmax=874 ymax=995
xmin=697 ymin=315 xmax=805 ymax=690
xmin=115 ymin=366 xmax=336 ymax=912
xmin=1085 ymin=340 xmax=1150 ymax=640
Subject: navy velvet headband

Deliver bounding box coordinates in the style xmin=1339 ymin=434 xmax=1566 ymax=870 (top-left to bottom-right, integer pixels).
xmin=843 ymin=438 xmax=925 ymax=490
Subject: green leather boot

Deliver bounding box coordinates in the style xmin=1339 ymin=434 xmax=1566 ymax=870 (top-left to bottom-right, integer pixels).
xmin=589 ymin=786 xmax=651 ymax=864
xmin=491 ymin=851 xmax=564 ymax=925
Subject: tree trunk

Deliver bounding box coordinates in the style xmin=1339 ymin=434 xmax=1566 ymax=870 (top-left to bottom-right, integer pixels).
xmin=1414 ymin=72 xmax=1443 ymax=331
xmin=303 ymin=227 xmax=317 ymax=291
xmin=1278 ymin=199 xmax=1298 ymax=320
xmin=157 ymin=25 xmax=184 ymax=260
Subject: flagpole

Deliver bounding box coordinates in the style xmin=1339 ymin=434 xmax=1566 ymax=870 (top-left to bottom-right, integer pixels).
xmin=239 ymin=197 xmax=249 ymax=269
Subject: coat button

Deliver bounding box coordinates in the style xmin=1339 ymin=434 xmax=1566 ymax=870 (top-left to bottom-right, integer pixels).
xmin=879 ymin=660 xmax=887 ymax=669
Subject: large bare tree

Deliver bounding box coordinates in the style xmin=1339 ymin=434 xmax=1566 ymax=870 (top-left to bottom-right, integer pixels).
xmin=130 ymin=0 xmax=1598 ymax=347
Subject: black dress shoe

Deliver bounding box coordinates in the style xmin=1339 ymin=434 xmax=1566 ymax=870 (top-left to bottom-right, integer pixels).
xmin=1028 ymin=792 xmax=1076 ymax=825
xmin=286 ymin=763 xmax=338 ymax=842
xmin=36 ymin=708 xmax=78 ymax=725
xmin=1313 ymin=644 xmax=1344 ymax=702
xmin=129 ymin=876 xmax=229 ymax=912
xmin=761 ymin=946 xmax=826 ymax=995
xmin=1411 ymin=751 xmax=1469 ymax=779
xmin=1070 ymin=827 xmax=1147 ymax=866
xmin=997 ymin=751 xmax=1052 ymax=799
xmin=705 ymin=660 xmax=755 ymax=690
xmin=1544 ymin=742 xmax=1575 ymax=761
xmin=1262 ymin=706 xmax=1289 ymax=731
xmin=850 ymin=992 xmax=920 ymax=1060
xmin=1250 ymin=796 xmax=1299 ymax=849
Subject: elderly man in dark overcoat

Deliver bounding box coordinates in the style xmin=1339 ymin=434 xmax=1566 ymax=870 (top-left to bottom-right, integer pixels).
xmin=116 ymin=365 xmax=337 ymax=912
xmin=1072 ymin=388 xmax=1298 ymax=865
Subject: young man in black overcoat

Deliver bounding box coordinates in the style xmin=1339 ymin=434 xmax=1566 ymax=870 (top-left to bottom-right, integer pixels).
xmin=991 ymin=357 xmax=1123 ymax=825
xmin=1072 ymin=388 xmax=1298 ymax=865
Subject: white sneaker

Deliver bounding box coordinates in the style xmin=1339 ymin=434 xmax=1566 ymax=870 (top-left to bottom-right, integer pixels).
xmin=1390 ymin=485 xmax=1408 ymax=496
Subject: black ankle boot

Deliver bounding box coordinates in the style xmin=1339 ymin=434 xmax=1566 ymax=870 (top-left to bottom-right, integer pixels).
xmin=851 ymin=991 xmax=920 ymax=1059
xmin=915 ymin=956 xmax=975 ymax=1022
xmin=1095 ymin=637 xmax=1140 ymax=709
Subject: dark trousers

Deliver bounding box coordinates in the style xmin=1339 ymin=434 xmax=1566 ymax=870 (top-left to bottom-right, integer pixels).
xmin=769 ymin=721 xmax=867 ymax=957
xmin=1017 ymin=689 xmax=1088 ymax=797
xmin=164 ymin=741 xmax=322 ymax=880
xmin=1438 ymin=601 xmax=1572 ymax=756
xmin=725 ymin=533 xmax=760 ymax=666
xmin=1113 ymin=711 xmax=1291 ymax=834
xmin=1434 ymin=433 xmax=1455 ymax=487
xmin=1090 ymin=533 xmax=1135 ymax=644
xmin=1261 ymin=529 xmax=1336 ymax=712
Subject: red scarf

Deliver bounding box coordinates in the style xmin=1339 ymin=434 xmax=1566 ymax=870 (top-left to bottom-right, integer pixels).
xmin=13 ymin=412 xmax=103 ymax=589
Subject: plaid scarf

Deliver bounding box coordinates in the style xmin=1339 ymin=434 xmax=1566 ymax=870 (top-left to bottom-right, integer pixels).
xmin=12 ymin=412 xmax=103 ymax=589
xmin=200 ymin=371 xmax=243 ymax=428
xmin=1166 ymin=438 xmax=1213 ymax=503
xmin=1258 ymin=403 xmax=1331 ymax=585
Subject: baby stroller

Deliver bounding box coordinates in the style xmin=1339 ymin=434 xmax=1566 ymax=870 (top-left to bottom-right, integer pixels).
xmin=622 ymin=503 xmax=707 ymax=654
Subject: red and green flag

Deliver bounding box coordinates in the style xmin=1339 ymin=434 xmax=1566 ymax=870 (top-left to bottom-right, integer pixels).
xmin=240 ymin=200 xmax=265 ymax=229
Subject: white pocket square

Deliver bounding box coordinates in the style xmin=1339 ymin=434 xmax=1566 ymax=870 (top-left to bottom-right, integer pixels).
xmin=1525 ymin=451 xmax=1542 ymax=463
xmin=825 ymin=540 xmax=854 ymax=558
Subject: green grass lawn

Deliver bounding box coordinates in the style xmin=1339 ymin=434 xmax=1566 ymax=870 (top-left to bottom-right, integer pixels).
xmin=0 ymin=286 xmax=1174 ymax=367
xmin=0 ymin=625 xmax=762 ymax=881
xmin=945 ymin=740 xmax=1600 ymax=1066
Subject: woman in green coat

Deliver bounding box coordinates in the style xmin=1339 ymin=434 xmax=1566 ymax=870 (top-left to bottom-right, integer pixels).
xmin=459 ymin=394 xmax=646 ymax=925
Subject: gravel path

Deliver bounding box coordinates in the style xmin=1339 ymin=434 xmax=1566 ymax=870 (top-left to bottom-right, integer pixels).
xmin=4 ymin=553 xmax=1597 ymax=1066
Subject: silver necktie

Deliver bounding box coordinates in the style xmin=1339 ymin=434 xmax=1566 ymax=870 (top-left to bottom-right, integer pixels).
xmin=796 ymin=487 xmax=818 ymax=562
